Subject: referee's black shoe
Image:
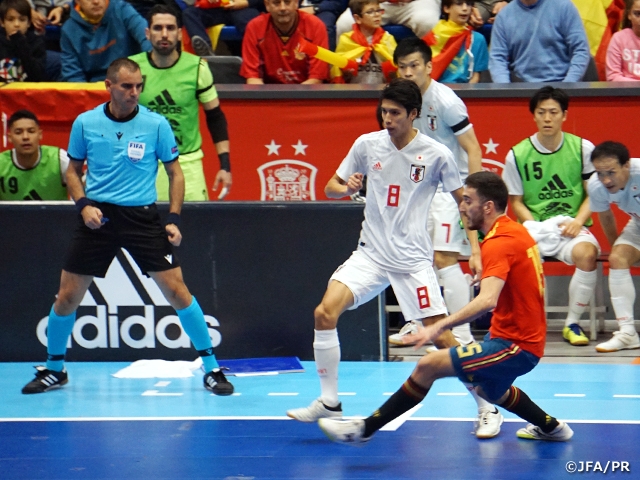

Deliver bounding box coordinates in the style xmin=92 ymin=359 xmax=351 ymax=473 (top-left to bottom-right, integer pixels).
xmin=204 ymin=367 xmax=234 ymax=396
xmin=22 ymin=366 xmax=68 ymax=394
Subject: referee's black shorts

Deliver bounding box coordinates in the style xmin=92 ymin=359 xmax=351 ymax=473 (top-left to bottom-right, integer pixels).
xmin=64 ymin=201 xmax=180 ymax=278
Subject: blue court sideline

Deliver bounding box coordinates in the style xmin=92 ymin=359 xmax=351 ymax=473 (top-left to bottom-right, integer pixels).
xmin=1 ymin=361 xmax=639 ymax=479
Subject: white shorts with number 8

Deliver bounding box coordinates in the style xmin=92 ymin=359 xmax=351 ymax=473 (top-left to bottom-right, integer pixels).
xmin=330 ymin=249 xmax=448 ymax=321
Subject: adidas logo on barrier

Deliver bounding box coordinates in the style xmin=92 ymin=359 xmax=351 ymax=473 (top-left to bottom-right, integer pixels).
xmin=147 ymin=89 xmax=183 ymax=115
xmin=538 ymin=174 xmax=574 ymax=200
xmin=36 ymin=249 xmax=221 ymax=350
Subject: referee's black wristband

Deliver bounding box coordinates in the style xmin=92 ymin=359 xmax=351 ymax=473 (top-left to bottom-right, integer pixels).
xmin=75 ymin=197 xmax=91 ymax=213
xmin=165 ymin=212 xmax=181 ymax=227
xmin=219 ymin=152 xmax=230 ymax=172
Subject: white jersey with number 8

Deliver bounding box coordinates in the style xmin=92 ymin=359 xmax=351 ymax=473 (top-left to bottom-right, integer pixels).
xmin=336 ymin=129 xmax=462 ymax=273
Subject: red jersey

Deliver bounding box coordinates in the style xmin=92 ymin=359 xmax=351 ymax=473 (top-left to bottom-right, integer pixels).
xmin=482 ymin=216 xmax=546 ymax=358
xmin=240 ymin=11 xmax=329 ymax=84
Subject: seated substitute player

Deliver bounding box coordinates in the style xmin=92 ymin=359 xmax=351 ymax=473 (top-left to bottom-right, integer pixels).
xmin=588 ymin=141 xmax=640 ymax=352
xmin=21 ymin=58 xmax=234 ymax=396
xmin=319 ymin=171 xmax=575 ymax=445
xmin=0 ymin=109 xmax=69 ymax=201
xmin=286 ymin=78 xmax=485 ymax=430
xmin=130 ymin=5 xmax=232 ymax=202
xmin=502 ymin=86 xmax=599 ymax=347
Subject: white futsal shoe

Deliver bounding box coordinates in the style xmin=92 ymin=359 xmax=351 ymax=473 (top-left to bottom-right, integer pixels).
xmin=516 ymin=421 xmax=574 ymax=442
xmin=389 ymin=320 xmax=423 ymax=346
xmin=287 ymin=398 xmax=342 ymax=423
xmin=595 ymin=331 xmax=640 ymax=352
xmin=318 ymin=418 xmax=370 ymax=446
xmin=475 ymin=408 xmax=503 ymax=439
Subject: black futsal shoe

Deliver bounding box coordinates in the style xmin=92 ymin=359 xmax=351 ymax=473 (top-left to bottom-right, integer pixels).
xmin=204 ymin=367 xmax=234 ymax=396
xmin=22 ymin=366 xmax=68 ymax=394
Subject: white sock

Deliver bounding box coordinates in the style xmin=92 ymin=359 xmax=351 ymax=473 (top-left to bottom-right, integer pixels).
xmin=565 ymin=268 xmax=597 ymax=327
xmin=313 ymin=329 xmax=341 ymax=407
xmin=439 ymin=264 xmax=474 ymax=345
xmin=463 ymin=382 xmax=493 ymax=412
xmin=609 ymin=269 xmax=637 ymax=335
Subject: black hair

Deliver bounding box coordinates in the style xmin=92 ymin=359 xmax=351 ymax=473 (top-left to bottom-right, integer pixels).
xmin=465 ymin=171 xmax=508 ymax=213
xmin=529 ymin=86 xmax=569 ymax=114
xmin=379 ymin=78 xmax=422 ymax=117
xmin=8 ymin=109 xmax=39 ymax=129
xmin=0 ymin=0 xmax=31 ymax=22
xmin=146 ymin=3 xmax=182 ymax=28
xmin=393 ymin=37 xmax=432 ymax=65
xmin=591 ymin=141 xmax=630 ymax=166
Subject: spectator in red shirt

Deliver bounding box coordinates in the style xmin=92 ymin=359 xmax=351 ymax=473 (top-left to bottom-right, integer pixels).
xmin=241 ymin=0 xmax=329 ymax=84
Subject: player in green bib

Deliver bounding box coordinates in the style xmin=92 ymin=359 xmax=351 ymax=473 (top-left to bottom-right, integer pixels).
xmin=0 ymin=110 xmax=68 ymax=201
xmin=502 ymin=86 xmax=600 ymax=348
xmin=130 ymin=4 xmax=231 ymax=202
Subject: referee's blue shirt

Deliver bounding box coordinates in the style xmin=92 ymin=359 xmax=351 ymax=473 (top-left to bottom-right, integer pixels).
xmin=68 ymin=103 xmax=179 ymax=206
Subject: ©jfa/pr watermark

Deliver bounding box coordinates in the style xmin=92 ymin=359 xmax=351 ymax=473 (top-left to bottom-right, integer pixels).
xmin=566 ymin=461 xmax=631 ymax=474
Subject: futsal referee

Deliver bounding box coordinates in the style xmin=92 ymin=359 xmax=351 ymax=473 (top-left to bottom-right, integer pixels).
xmin=22 ymin=58 xmax=234 ymax=396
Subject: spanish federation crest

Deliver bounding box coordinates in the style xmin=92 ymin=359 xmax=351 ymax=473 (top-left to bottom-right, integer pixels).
xmin=427 ymin=114 xmax=438 ymax=131
xmin=410 ymin=164 xmax=425 ymax=183
xmin=258 ymin=160 xmax=318 ymax=201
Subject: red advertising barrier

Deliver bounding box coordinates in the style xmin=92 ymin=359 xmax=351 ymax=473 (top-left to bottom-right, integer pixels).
xmin=2 ymin=83 xmax=639 ymax=275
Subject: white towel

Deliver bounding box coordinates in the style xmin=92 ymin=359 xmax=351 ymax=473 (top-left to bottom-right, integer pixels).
xmin=523 ymin=215 xmax=574 ymax=257
xmin=112 ymin=358 xmax=203 ymax=378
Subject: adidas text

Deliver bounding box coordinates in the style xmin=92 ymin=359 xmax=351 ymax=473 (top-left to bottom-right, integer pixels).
xmin=538 ymin=190 xmax=574 ymax=200
xmin=36 ymin=306 xmax=221 ymax=350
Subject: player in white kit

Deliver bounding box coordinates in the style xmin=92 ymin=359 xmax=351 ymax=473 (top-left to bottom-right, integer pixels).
xmin=391 ymin=37 xmax=483 ymax=348
xmin=286 ymin=78 xmax=488 ymax=433
xmin=390 ymin=38 xmax=501 ymax=437
xmin=588 ymin=141 xmax=640 ymax=352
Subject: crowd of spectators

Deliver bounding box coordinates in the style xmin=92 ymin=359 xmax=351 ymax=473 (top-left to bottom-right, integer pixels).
xmin=0 ymin=0 xmax=637 ymax=85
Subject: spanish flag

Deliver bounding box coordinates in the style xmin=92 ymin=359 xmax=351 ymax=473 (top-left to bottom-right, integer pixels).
xmin=423 ymin=20 xmax=472 ymax=81
xmin=571 ymin=0 xmax=625 ymax=80
xmin=330 ymin=25 xmax=397 ymax=83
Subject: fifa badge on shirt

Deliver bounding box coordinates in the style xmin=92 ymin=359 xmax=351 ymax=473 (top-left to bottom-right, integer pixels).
xmin=410 ymin=164 xmax=425 ymax=183
xmin=427 ymin=115 xmax=437 ymax=131
xmin=128 ymin=142 xmax=146 ymax=163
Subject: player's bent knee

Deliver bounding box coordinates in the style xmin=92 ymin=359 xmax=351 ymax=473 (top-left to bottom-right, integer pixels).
xmin=608 ymin=250 xmax=632 ymax=270
xmin=414 ymin=349 xmax=453 ymax=383
xmin=314 ymin=304 xmax=339 ymax=330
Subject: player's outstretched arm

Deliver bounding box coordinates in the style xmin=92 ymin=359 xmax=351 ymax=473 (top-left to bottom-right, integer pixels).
xmin=405 ymin=276 xmax=505 ymax=349
xmin=325 ymin=172 xmax=363 ymax=199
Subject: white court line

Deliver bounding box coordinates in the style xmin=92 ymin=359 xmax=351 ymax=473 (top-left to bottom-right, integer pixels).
xmin=338 ymin=392 xmax=356 ymax=396
xmin=554 ymin=394 xmax=585 ymax=397
xmin=437 ymin=392 xmax=468 ymax=396
xmin=380 ymin=404 xmax=423 ymax=431
xmin=235 ymin=372 xmax=279 ymax=377
xmin=383 ymin=392 xmax=393 ymax=396
xmin=154 ymin=381 xmax=171 ymax=387
xmin=4 ymin=416 xmax=640 ymax=424
xmin=141 ymin=390 xmax=183 ymax=397
xmin=267 ymin=392 xmax=299 ymax=396
xmin=613 ymin=394 xmax=640 ymax=398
